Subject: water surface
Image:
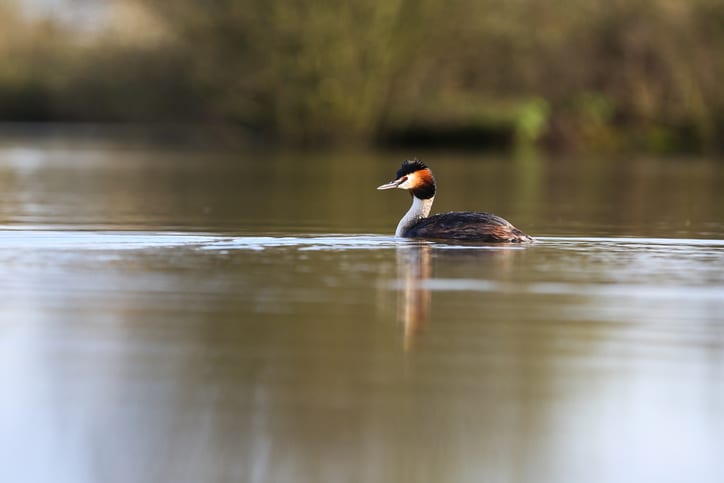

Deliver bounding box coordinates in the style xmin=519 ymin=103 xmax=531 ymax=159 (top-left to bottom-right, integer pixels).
xmin=0 ymin=132 xmax=723 ymax=483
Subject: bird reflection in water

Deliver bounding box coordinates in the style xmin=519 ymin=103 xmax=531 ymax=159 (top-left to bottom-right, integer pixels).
xmin=395 ymin=243 xmax=433 ymax=351
xmin=394 ymin=243 xmax=524 ymax=350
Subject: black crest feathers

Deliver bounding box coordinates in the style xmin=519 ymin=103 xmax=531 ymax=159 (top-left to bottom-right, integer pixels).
xmin=395 ymin=159 xmax=428 ymax=179
xmin=392 ymin=158 xmax=436 ymax=199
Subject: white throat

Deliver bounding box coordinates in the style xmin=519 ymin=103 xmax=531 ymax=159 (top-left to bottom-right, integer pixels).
xmin=395 ymin=195 xmax=434 ymax=237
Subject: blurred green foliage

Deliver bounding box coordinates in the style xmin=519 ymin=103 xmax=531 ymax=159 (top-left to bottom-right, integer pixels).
xmin=1 ymin=0 xmax=723 ymax=152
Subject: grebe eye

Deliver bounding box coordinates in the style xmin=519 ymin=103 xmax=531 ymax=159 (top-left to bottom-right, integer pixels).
xmin=400 ymin=176 xmax=408 ymax=182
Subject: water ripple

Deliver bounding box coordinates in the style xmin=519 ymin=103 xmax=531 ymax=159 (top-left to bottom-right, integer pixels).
xmin=0 ymin=230 xmax=722 ymax=253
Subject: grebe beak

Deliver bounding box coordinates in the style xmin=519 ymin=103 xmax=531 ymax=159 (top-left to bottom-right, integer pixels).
xmin=377 ymin=178 xmax=405 ymax=190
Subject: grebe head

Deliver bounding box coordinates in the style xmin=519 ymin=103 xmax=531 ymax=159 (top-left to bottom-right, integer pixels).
xmin=377 ymin=159 xmax=436 ymax=199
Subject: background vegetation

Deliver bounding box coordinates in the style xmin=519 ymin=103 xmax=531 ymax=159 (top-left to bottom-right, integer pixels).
xmin=1 ymin=0 xmax=723 ymax=152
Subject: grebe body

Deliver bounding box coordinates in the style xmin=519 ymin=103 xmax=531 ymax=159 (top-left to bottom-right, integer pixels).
xmin=377 ymin=159 xmax=533 ymax=242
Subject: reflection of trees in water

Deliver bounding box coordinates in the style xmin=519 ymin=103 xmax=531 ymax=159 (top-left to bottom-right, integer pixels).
xmin=10 ymin=236 xmax=721 ymax=482
xmin=0 ymin=167 xmax=19 ymax=225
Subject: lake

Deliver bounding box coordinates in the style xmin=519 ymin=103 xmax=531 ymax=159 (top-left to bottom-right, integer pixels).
xmin=1 ymin=128 xmax=723 ymax=483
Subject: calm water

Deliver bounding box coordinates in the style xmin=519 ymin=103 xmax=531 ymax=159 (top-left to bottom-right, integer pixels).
xmin=1 ymin=131 xmax=723 ymax=483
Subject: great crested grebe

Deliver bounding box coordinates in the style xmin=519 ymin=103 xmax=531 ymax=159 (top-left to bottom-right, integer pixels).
xmin=377 ymin=159 xmax=533 ymax=242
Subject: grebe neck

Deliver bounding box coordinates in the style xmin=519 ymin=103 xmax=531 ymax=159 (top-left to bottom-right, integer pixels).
xmin=395 ymin=195 xmax=434 ymax=237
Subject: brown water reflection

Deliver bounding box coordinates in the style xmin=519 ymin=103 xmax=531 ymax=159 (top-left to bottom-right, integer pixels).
xmin=0 ymin=133 xmax=723 ymax=483
xmin=1 ymin=232 xmax=722 ymax=483
xmin=396 ymin=244 xmax=432 ymax=350
xmin=395 ymin=243 xmax=529 ymax=351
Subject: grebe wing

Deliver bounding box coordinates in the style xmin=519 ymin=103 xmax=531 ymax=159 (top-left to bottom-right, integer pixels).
xmin=404 ymin=211 xmax=532 ymax=242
